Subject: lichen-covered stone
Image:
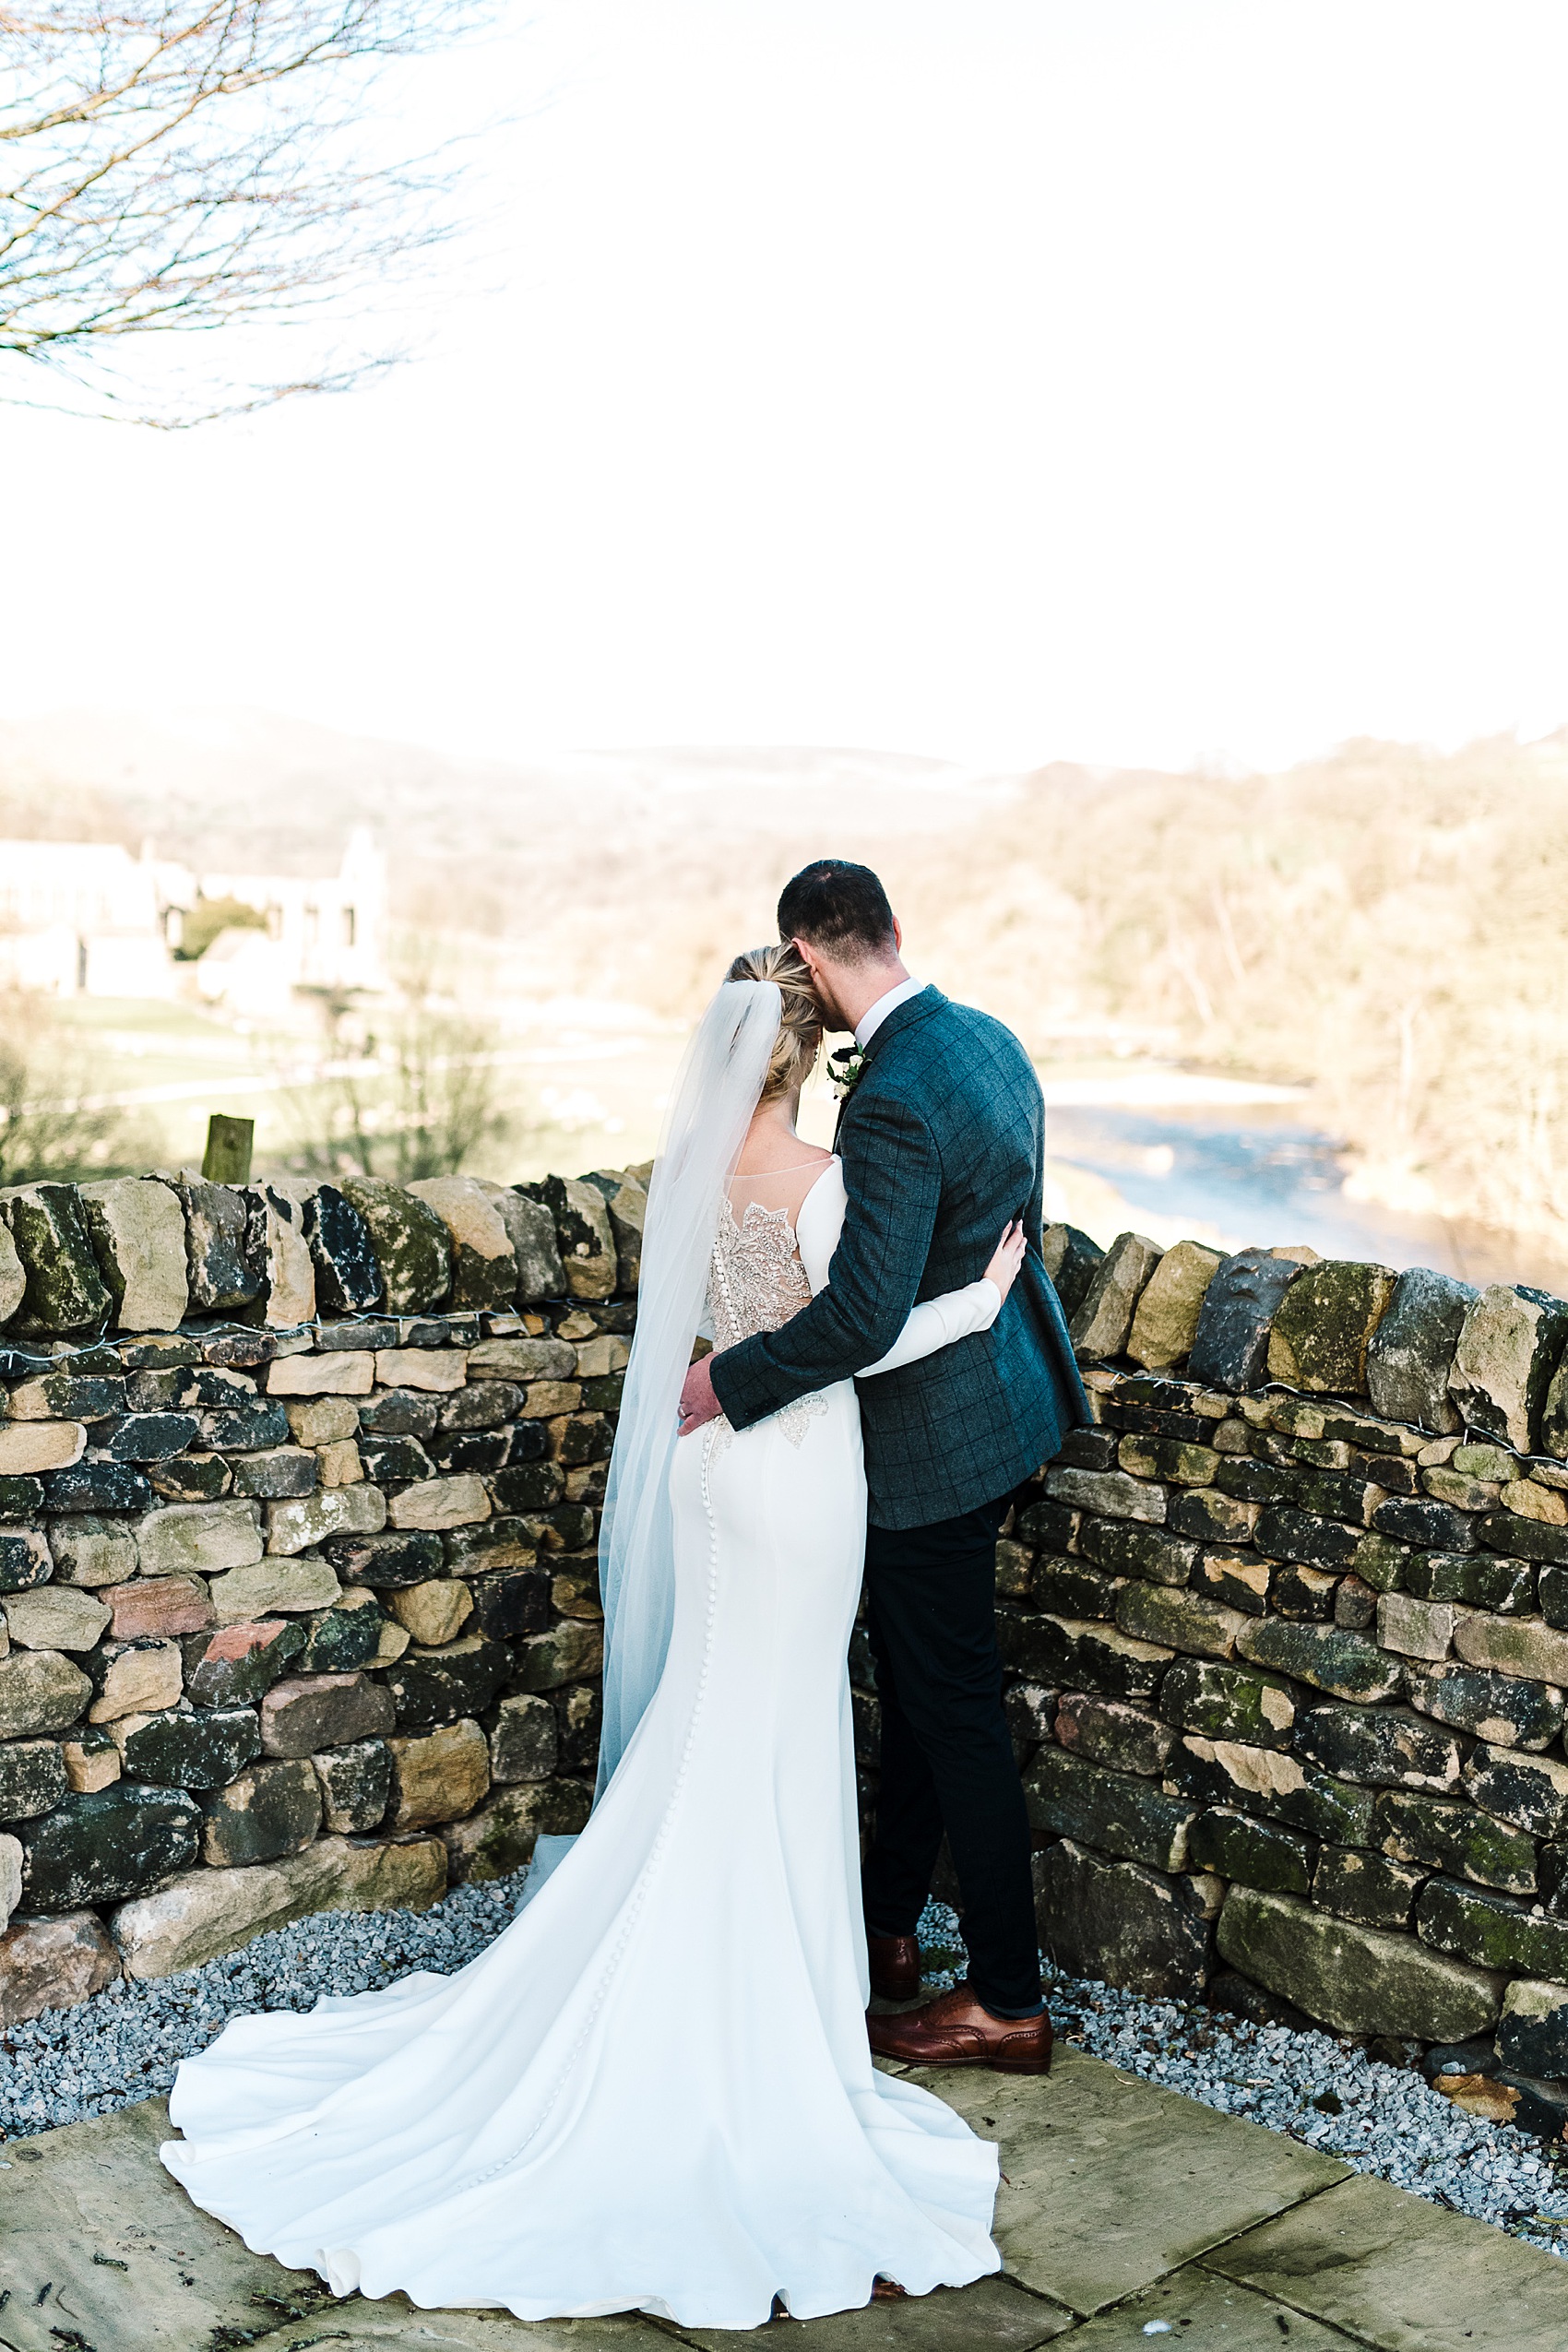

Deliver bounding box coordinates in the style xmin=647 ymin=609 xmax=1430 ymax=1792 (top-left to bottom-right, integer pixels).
xmin=245 ymin=1183 xmax=315 ymax=1328
xmin=0 ymin=1908 xmax=121 ymax=2025
xmin=1004 ymin=1613 xmax=1171 ymax=1705
xmin=1475 ymin=1510 xmax=1568 ymax=1572
xmin=231 ymin=1445 xmax=317 ymax=1500
xmin=148 ymin=1455 xmax=232 ymax=1504
xmin=1030 ymin=1558 xmax=1120 ymax=1621
xmin=42 ymin=1461 xmax=153 ymax=1515
xmin=1045 ymin=1467 xmax=1166 ymax=1525
xmin=1024 ymin=1745 xmax=1195 ymax=1871
xmin=321 ymin=1526 xmax=445 ymax=1588
xmin=405 ymin=1179 xmax=518 ymax=1311
xmin=469 ymin=1182 xmax=564 ymax=1304
xmin=0 ymin=1647 xmax=92 ymax=1739
xmin=0 ymin=1421 xmax=87 ymax=1479
xmin=1218 ymin=1886 xmax=1502 ymax=2039
xmin=0 ymin=1218 xmax=23 ymax=1327
xmin=313 ymin=1737 xmax=391 ymax=1833
xmin=1040 ymin=1224 xmax=1105 ymax=1322
xmin=1450 ymin=1284 xmax=1568 ymax=1455
xmin=1158 ymin=1656 xmax=1299 ymax=1750
xmin=0 ymin=1738 xmax=68 ymax=1823
xmin=518 ymin=1176 xmax=615 ymax=1302
xmin=1068 ymin=1231 xmax=1162 ymax=1362
xmin=1313 ymin=1843 xmax=1426 ymax=1932
xmin=488 ymin=1691 xmax=558 ymax=1783
xmin=1189 ymin=1807 xmax=1313 ymax=1895
xmin=1234 ymin=1618 xmax=1400 ymax=1703
xmin=1461 ymin=1743 xmax=1568 ymax=1839
xmin=1187 ymin=1249 xmax=1300 ymax=1393
xmin=208 ymin=1553 xmax=342 ymax=1624
xmin=293 ymin=1182 xmax=384 ymax=1314
xmin=113 ymin=1704 xmax=262 ymax=1790
xmin=175 ymin=1176 xmax=263 ymax=1314
xmin=1453 ymin=1610 xmax=1568 ymax=1686
xmin=110 ymin=1832 xmax=445 ymax=1978
xmin=97 ymin=1412 xmax=200 ymax=1466
xmin=1298 ymin=1703 xmax=1462 ymax=1794
xmin=77 ymin=1177 xmax=189 ymax=1331
xmin=387 ymin=1474 xmax=491 ymax=1532
xmin=1 ymin=1182 xmax=114 ymax=1334
xmin=440 ymin=1775 xmax=592 ymax=1883
xmin=0 ymin=1526 xmax=56 ymax=1594
xmin=1266 ymin=1261 xmax=1396 ymax=1395
xmin=294 ymin=1590 xmax=386 ymax=1674
xmin=1375 ymin=1788 xmax=1537 ymax=1895
xmin=203 ymin=1758 xmax=322 ymax=1865
xmin=1367 ymin=1265 xmax=1476 ymax=1433
xmin=137 ymin=1498 xmax=262 ymax=1578
xmin=1168 ymin=1736 xmax=1374 ymax=1847
xmin=1376 ymin=1591 xmax=1456 ymax=1663
xmin=1497 ymin=1978 xmax=1568 ymax=2079
xmin=260 ymin=1671 xmax=394 ymax=1756
xmin=1051 ymin=1692 xmax=1171 ymax=1778
xmin=1253 ymin=1507 xmax=1360 ymax=1574
xmin=511 ymin=1620 xmax=604 ymax=1694
xmin=1402 ymin=1657 xmax=1563 ymax=1751
xmin=1038 ymin=1838 xmax=1210 ymax=2000
xmin=1417 ymin=1874 xmax=1568 ymax=1979
xmin=1112 ymin=1581 xmax=1246 ymax=1663
xmin=386 ymin=1716 xmax=490 ymax=1830
xmin=381 ymin=1633 xmax=513 ymax=1728
xmin=467 ymin=1335 xmax=577 ymax=1383
xmin=4 ymin=1585 xmax=110 ymax=1652
xmin=464 ymin=1568 xmax=555 ymax=1645
xmin=1406 ymin=1550 xmax=1534 ymax=1615
xmin=338 ymin=1177 xmax=452 ymax=1313
xmin=1123 ymin=1241 xmax=1223 ymax=1372
xmin=264 ymin=1481 xmax=386 ymax=1559
xmin=184 ymin=1617 xmax=305 ymax=1708
xmin=21 ymin=1783 xmax=202 ymax=1912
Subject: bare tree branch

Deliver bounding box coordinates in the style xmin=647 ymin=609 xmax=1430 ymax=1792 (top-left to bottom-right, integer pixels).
xmin=0 ymin=0 xmax=498 ymax=425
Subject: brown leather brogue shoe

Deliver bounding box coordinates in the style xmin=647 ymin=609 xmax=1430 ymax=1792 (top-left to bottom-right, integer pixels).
xmin=867 ymin=1985 xmax=1052 ymax=2074
xmin=866 ymin=1932 xmax=921 ymax=2003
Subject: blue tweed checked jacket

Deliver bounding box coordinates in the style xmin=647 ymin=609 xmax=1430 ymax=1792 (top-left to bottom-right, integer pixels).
xmin=708 ymin=986 xmax=1088 ymax=1530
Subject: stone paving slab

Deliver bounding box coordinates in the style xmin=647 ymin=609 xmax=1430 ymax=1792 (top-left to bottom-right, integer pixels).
xmin=1060 ymin=2264 xmax=1356 ymax=2348
xmin=244 ymin=2314 xmax=671 ymax=2350
xmin=671 ymin=2275 xmax=1074 ymax=2350
xmin=908 ymin=2050 xmax=1349 ymax=2315
xmin=1206 ymin=2169 xmax=1568 ymax=2352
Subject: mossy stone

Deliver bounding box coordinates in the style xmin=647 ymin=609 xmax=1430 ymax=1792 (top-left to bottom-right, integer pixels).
xmin=20 ymin=1783 xmax=201 ymax=1911
xmin=1266 ymin=1260 xmax=1396 ymax=1394
xmin=338 ymin=1178 xmax=452 ymax=1313
xmin=1 ymin=1183 xmax=113 ymax=1335
xmin=116 ymin=1705 xmax=263 ymax=1791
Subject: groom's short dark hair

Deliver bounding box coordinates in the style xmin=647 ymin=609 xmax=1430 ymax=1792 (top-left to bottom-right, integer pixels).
xmin=778 ymin=861 xmax=897 ymax=960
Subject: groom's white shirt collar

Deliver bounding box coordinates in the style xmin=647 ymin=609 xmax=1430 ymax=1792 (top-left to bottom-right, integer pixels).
xmin=854 ymin=977 xmax=927 ymax=1051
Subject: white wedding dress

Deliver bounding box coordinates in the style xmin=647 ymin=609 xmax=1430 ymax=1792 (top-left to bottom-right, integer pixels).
xmin=162 ymin=1158 xmax=1004 ymax=2329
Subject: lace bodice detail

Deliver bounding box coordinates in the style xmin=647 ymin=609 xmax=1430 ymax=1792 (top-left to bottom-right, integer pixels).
xmin=705 ymin=1195 xmax=826 ymax=1449
xmin=707 ymin=1196 xmax=814 ymax=1348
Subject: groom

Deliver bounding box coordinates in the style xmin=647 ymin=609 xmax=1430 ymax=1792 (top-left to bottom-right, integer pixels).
xmin=678 ymin=859 xmax=1087 ymax=2073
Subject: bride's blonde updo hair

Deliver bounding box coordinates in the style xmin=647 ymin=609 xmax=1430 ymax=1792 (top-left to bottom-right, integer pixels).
xmin=728 ymin=944 xmax=823 ymax=1101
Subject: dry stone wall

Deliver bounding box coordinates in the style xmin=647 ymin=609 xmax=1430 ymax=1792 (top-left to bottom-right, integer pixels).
xmin=984 ymin=1222 xmax=1568 ymax=2138
xmin=0 ymin=1164 xmax=646 ymax=2023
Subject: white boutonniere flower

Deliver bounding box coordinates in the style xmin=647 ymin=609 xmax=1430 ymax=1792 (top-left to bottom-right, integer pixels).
xmin=828 ymin=1045 xmax=865 ymax=1100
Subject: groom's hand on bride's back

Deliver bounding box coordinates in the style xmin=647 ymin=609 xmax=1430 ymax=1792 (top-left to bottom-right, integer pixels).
xmin=678 ymin=1353 xmax=722 ymax=1436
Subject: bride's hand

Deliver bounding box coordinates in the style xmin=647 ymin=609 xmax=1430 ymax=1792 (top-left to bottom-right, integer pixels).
xmin=983 ymin=1219 xmax=1027 ymax=1301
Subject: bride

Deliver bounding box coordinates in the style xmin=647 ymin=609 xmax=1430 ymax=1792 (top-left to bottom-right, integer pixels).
xmin=160 ymin=947 xmax=1027 ymax=2330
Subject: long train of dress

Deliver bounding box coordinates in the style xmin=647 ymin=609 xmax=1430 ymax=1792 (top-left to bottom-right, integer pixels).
xmin=161 ymin=1161 xmax=1003 ymax=2327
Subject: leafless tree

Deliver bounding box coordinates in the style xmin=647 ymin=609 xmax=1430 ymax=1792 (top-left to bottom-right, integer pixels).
xmin=0 ymin=991 xmax=155 ymax=1182
xmin=0 ymin=0 xmax=495 ymax=425
xmin=285 ymin=1001 xmax=516 ymax=1182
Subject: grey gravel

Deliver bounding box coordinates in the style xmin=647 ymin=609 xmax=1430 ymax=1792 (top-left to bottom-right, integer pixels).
xmin=921 ymin=1896 xmax=1568 ymax=2262
xmin=5 ymin=1876 xmax=1567 ymax=2271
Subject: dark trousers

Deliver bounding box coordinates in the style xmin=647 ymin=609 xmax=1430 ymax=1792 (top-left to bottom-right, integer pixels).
xmin=860 ymin=1495 xmax=1041 ymax=2017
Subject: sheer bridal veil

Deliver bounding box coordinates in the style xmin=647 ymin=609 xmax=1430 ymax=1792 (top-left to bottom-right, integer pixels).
xmin=593 ymin=977 xmax=783 ymax=1799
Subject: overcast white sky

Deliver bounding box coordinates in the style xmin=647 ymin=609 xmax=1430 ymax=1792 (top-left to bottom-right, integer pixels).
xmin=4 ymin=0 xmax=1567 ymax=774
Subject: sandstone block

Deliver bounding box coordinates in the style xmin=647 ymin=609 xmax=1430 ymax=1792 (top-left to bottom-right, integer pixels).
xmin=266 ymin=1350 xmax=376 ymax=1397
xmin=1045 ymin=1466 xmax=1165 ymax=1524
xmin=467 ymin=1335 xmax=576 ymax=1382
xmin=511 ymin=1620 xmax=604 ymax=1693
xmin=88 ymin=1638 xmax=182 ymax=1724
xmin=0 ymin=1420 xmax=86 ymax=1476
xmin=386 ymin=1716 xmax=490 ymax=1828
xmin=315 ymin=1439 xmax=362 ymax=1489
xmin=1503 ymin=1478 xmax=1568 ymax=1526
xmin=338 ymin=1177 xmax=452 ymax=1313
xmin=184 ymin=1616 xmax=305 ymax=1707
xmin=469 ymin=1182 xmax=565 ymax=1303
xmin=1377 ymin=1591 xmax=1457 ymax=1663
xmin=208 ymin=1552 xmax=342 ymax=1623
xmin=1313 ymin=1843 xmax=1426 ymax=1932
xmin=313 ymin=1737 xmax=391 ymax=1832
xmin=1462 ymin=1742 xmax=1568 ymax=1838
xmin=1453 ymin=1610 xmax=1568 ymax=1687
xmin=77 ymin=1176 xmax=189 ymax=1330
xmin=3 ymin=1586 xmax=110 ymax=1652
xmin=388 ymin=1474 xmax=491 ymax=1532
xmin=406 ymin=1178 xmax=519 ymax=1311
xmin=1367 ymin=1265 xmax=1475 ymax=1433
xmin=1113 ymin=1581 xmax=1247 ymax=1661
xmin=231 ymin=1445 xmax=317 ymax=1500
xmin=1234 ymin=1618 xmax=1400 ymax=1702
xmin=1038 ymin=1837 xmax=1210 ymax=1999
xmin=264 ymin=1480 xmax=386 ymax=1558
xmin=1544 ymin=1345 xmax=1568 ymax=1463
xmin=323 ymin=1526 xmax=444 ymax=1587
xmin=0 ymin=1648 xmax=92 ymax=1739
xmin=1497 ymin=1978 xmax=1568 ymax=2079
xmin=387 ymin=1578 xmax=473 ymax=1646
xmin=247 ymin=1182 xmax=316 ymax=1327
xmin=0 ymin=1218 xmax=22 ymax=1325
xmin=110 ymin=1831 xmax=444 ymax=1978
xmin=381 ymin=1633 xmax=513 ymax=1728
xmin=203 ymin=1758 xmax=321 ymax=1865
xmin=175 ymin=1175 xmax=262 ymax=1313
xmin=137 ymin=1498 xmax=262 ymax=1577
xmin=1374 ymin=1788 xmax=1536 ymax=1895
xmin=519 ymin=1176 xmax=615 ymax=1301
xmin=0 ymin=1526 xmax=53 ymax=1596
xmin=1451 ymin=1284 xmax=1568 ymax=1455
xmin=1187 ymin=1249 xmax=1300 ymax=1393
xmin=1068 ymin=1230 xmax=1162 ymax=1361
xmin=442 ymin=1775 xmax=592 ymax=1883
xmin=1004 ymin=1612 xmax=1171 ymax=1705
xmin=1298 ymin=1702 xmax=1463 ymax=1794
xmin=374 ymin=1347 xmax=469 ymax=1393
xmin=286 ymin=1394 xmax=360 ymax=1445
xmin=47 ymin=1515 xmax=138 ymax=1588
xmin=291 ymin=1181 xmax=383 ymax=1313
xmin=22 ymin=1783 xmax=201 ymax=1912
xmin=527 ymin=1382 xmax=582 ymax=1420
xmin=260 ymin=1670 xmax=394 ymax=1755
xmin=0 ymin=1833 xmax=18 ymax=1930
xmin=489 ymin=1691 xmax=559 ymax=1783
xmin=1266 ymin=1260 xmax=1396 ymax=1395
xmin=1218 ymin=1885 xmax=1503 ymax=2039
xmin=1024 ymin=1744 xmax=1195 ymax=1871
xmin=0 ymin=1739 xmax=68 ymax=1823
xmin=0 ymin=1908 xmax=120 ymax=2024
xmin=1 ymin=1182 xmax=113 ymax=1333
xmin=1189 ymin=1807 xmax=1313 ymax=1895
xmin=61 ymin=1728 xmax=120 ymax=1792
